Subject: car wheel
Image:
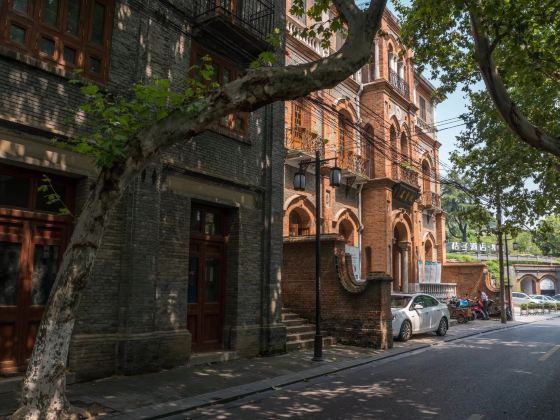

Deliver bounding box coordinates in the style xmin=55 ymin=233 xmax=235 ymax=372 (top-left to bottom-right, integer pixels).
xmin=398 ymin=320 xmax=412 ymax=342
xmin=436 ymin=317 xmax=448 ymax=336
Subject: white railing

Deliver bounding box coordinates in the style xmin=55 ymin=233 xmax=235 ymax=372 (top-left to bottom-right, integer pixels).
xmin=410 ymin=283 xmax=457 ymax=301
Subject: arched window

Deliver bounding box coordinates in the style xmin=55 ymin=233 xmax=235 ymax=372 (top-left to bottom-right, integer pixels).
xmin=422 ymin=160 xmax=431 ymax=193
xmin=338 ymin=219 xmax=355 ymax=246
xmin=288 ymin=208 xmax=310 ymax=236
xmin=338 ymin=111 xmax=353 ymax=160
xmin=390 ymin=126 xmax=398 ymax=178
xmin=400 ymin=132 xmax=408 ymax=161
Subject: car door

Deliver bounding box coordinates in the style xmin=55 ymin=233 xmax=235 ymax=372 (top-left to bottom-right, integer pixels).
xmin=425 ymin=296 xmax=442 ymax=329
xmin=409 ymin=295 xmax=431 ymax=332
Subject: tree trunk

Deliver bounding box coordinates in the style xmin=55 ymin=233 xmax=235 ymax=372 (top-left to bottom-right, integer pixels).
xmin=12 ymin=169 xmax=125 ymax=420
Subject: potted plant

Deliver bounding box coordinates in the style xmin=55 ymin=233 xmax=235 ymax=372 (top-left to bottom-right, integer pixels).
xmin=544 ymin=302 xmax=550 ymax=313
xmin=528 ymin=302 xmax=535 ymax=314
xmin=520 ymin=303 xmax=528 ymax=315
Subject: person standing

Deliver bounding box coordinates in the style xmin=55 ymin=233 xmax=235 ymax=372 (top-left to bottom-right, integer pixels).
xmin=480 ymin=290 xmax=489 ymax=319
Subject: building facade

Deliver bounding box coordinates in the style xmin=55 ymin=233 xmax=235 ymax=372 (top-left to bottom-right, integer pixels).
xmin=0 ymin=0 xmax=286 ymax=379
xmin=283 ymin=8 xmax=446 ymax=292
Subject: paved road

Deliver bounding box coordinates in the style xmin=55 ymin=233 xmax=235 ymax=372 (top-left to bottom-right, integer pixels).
xmin=187 ymin=318 xmax=560 ymax=420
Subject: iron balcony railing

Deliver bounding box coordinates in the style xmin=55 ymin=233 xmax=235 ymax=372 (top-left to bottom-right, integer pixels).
xmin=393 ymin=164 xmax=419 ymax=187
xmin=389 ymin=69 xmax=410 ymax=99
xmin=193 ymin=0 xmax=275 ymax=41
xmin=340 ymin=152 xmax=371 ymax=179
xmin=285 ymin=127 xmax=324 ymax=157
xmin=422 ymin=191 xmax=441 ymax=209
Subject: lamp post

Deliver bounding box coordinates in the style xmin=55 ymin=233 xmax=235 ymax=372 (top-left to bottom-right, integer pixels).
xmin=293 ymin=150 xmax=341 ymax=361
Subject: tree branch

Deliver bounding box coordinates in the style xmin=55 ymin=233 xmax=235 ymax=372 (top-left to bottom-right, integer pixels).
xmin=469 ymin=7 xmax=560 ymax=157
xmin=117 ymin=0 xmax=387 ymax=185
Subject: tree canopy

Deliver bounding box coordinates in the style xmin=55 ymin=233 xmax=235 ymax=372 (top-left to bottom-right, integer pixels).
xmin=395 ymin=0 xmax=560 ymax=157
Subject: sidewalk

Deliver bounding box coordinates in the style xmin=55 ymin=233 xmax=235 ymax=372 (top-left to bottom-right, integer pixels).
xmin=1 ymin=315 xmax=557 ymax=419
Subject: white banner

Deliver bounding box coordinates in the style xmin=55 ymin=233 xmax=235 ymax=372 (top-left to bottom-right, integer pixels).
xmin=345 ymin=245 xmax=361 ymax=279
xmin=418 ymin=261 xmax=441 ymax=283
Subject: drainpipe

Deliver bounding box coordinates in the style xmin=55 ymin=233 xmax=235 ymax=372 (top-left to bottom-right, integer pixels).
xmin=356 ymin=78 xmax=365 ymax=279
xmin=358 ymin=183 xmax=364 ymax=280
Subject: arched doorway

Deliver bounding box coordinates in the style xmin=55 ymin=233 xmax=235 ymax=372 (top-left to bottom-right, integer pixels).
xmin=424 ymin=240 xmax=434 ymax=262
xmin=392 ymin=221 xmax=411 ymax=292
xmin=519 ymin=276 xmax=537 ymax=295
xmin=288 ymin=208 xmax=311 ymax=237
xmin=540 ymin=277 xmax=556 ymax=296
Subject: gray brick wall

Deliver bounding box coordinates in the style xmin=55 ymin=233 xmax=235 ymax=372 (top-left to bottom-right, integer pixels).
xmin=0 ymin=0 xmax=286 ymax=379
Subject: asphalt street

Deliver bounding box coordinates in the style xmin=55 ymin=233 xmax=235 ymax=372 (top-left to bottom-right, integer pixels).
xmin=185 ymin=318 xmax=560 ymax=420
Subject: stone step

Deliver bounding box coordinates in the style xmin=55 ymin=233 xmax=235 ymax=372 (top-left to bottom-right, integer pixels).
xmin=280 ymin=312 xmax=301 ymax=321
xmin=282 ymin=318 xmax=309 ymax=327
xmin=282 ymin=307 xmax=294 ymax=313
xmin=286 ymin=330 xmax=316 ymax=342
xmin=285 ymin=324 xmax=315 ymax=334
xmin=286 ymin=336 xmax=336 ymax=352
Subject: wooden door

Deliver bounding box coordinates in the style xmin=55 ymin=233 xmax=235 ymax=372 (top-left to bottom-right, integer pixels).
xmin=187 ymin=205 xmax=228 ymax=353
xmin=0 ymin=164 xmax=73 ymax=375
xmin=0 ymin=218 xmax=68 ymax=374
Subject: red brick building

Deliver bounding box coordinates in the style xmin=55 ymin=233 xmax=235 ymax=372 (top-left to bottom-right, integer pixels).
xmin=283 ymin=9 xmax=446 ymax=293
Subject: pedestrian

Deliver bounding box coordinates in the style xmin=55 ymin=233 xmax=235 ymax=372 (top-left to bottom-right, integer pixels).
xmin=480 ymin=289 xmax=489 ymax=319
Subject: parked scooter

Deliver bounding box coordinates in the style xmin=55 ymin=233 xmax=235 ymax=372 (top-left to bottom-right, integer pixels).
xmin=470 ymin=298 xmax=489 ymax=320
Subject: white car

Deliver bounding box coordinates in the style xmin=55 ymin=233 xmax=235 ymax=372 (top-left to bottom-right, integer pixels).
xmin=530 ymin=294 xmax=556 ymax=303
xmin=511 ymin=292 xmax=540 ymax=305
xmin=391 ymin=293 xmax=451 ymax=342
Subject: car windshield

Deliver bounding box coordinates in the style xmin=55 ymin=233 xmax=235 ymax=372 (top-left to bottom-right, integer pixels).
xmin=391 ymin=296 xmax=412 ymax=308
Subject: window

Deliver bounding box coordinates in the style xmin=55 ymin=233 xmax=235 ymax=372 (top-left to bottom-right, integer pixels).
xmin=0 ymin=164 xmax=75 ymax=214
xmin=419 ymin=96 xmax=427 ymax=121
xmin=0 ymin=0 xmax=115 ymax=82
xmin=191 ymin=44 xmax=248 ymax=137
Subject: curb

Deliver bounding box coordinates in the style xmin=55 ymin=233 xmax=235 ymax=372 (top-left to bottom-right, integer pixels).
xmin=109 ymin=316 xmax=558 ymax=419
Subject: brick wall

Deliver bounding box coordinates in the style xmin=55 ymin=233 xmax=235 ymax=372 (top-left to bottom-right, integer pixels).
xmin=283 ymin=235 xmax=392 ymax=349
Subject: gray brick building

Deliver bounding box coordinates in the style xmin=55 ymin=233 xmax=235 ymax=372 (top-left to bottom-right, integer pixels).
xmin=0 ymin=0 xmax=286 ymax=380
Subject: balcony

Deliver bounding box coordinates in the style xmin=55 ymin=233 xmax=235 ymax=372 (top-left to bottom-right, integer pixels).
xmin=339 ymin=152 xmax=371 ymax=183
xmin=192 ymin=0 xmax=275 ymax=65
xmin=421 ymin=191 xmax=441 ymax=210
xmin=392 ymin=164 xmax=419 ymax=188
xmin=416 ymin=117 xmax=437 ymax=139
xmin=389 ymin=69 xmax=410 ymax=99
xmin=285 ymin=127 xmax=323 ymax=161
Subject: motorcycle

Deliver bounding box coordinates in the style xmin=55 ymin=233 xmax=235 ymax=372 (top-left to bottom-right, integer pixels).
xmin=470 ymin=298 xmax=489 ymax=320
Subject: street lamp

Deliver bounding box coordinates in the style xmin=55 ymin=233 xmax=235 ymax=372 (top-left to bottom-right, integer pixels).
xmin=293 ymin=151 xmax=341 ymax=361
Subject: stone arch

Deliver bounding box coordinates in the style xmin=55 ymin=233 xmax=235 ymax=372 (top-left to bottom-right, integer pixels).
xmin=519 ymin=274 xmax=538 ymax=295
xmin=539 ymin=275 xmax=557 ymax=296
xmin=283 ymin=195 xmax=315 ymax=237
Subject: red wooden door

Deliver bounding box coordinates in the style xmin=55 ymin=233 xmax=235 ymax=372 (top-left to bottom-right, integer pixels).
xmin=0 ymin=217 xmax=68 ymax=374
xmin=0 ymin=164 xmax=73 ymax=375
xmin=187 ymin=205 xmax=227 ymax=353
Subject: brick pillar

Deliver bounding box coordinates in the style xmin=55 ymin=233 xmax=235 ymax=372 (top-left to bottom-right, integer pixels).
xmin=368 ymin=272 xmax=393 ymax=349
